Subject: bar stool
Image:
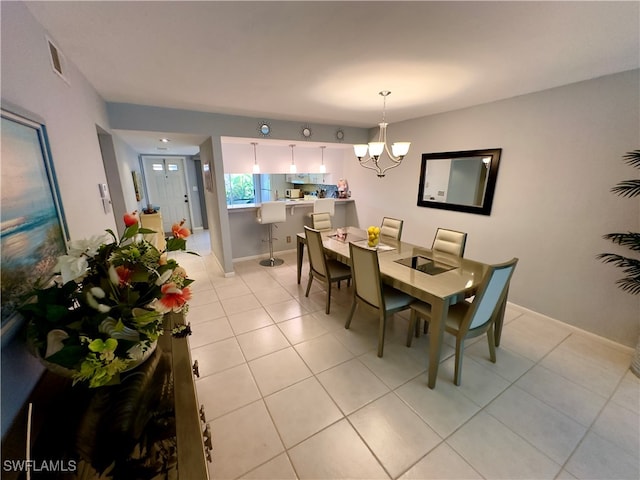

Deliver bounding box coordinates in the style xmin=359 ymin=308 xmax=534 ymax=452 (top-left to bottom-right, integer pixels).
xmin=256 ymin=201 xmax=287 ymax=266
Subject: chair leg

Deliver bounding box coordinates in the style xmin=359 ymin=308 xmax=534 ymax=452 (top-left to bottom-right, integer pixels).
xmin=487 ymin=324 xmax=497 ymax=363
xmin=325 ymin=281 xmax=332 ymax=314
xmin=407 ymin=310 xmax=417 ymax=347
xmin=454 ymin=337 xmax=465 ymax=386
xmin=377 ymin=312 xmax=387 ymax=357
xmin=345 ymin=301 xmax=357 ymax=329
xmin=305 ymin=273 xmax=313 ymax=297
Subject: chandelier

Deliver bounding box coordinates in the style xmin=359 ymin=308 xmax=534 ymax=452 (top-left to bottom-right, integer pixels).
xmin=353 ymin=91 xmax=410 ymax=178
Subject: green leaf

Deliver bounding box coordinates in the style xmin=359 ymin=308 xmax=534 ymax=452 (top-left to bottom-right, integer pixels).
xmin=45 ymin=345 xmax=84 ymax=368
xmin=122 ymin=224 xmax=140 ymax=240
xmin=138 ymin=227 xmax=156 ymax=234
xmin=105 ymin=228 xmax=118 ymax=244
xmin=611 ymin=179 xmax=640 ymax=198
xmin=602 ymin=232 xmax=640 ymax=251
xmin=166 ymin=237 xmax=187 ymax=251
xmin=622 ymin=150 xmax=640 ymax=169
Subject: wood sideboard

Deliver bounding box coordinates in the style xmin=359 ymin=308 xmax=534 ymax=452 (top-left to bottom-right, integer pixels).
xmin=1 ymin=312 xmax=210 ymax=479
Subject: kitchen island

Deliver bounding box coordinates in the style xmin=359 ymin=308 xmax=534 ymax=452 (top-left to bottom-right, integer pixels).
xmin=228 ymin=199 xmax=357 ymax=260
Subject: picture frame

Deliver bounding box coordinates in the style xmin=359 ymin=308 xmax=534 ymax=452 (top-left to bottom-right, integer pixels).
xmin=1 ymin=107 xmax=68 ymax=339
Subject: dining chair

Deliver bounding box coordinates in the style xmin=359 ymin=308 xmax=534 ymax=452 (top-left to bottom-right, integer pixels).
xmin=256 ymin=201 xmax=287 ymax=266
xmin=432 ymin=228 xmax=467 ymax=256
xmin=345 ymin=242 xmax=415 ymax=357
xmin=406 ymin=257 xmax=518 ymax=385
xmin=304 ymin=226 xmax=352 ymax=314
xmin=311 ymin=212 xmax=332 ymax=231
xmin=313 ymin=198 xmax=335 ymax=216
xmin=380 ymin=217 xmax=404 ymax=241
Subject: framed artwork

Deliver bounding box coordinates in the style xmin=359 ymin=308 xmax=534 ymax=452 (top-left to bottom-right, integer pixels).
xmin=203 ymin=162 xmax=213 ymax=192
xmin=132 ymin=170 xmax=144 ymax=201
xmin=1 ymin=107 xmax=68 ymax=334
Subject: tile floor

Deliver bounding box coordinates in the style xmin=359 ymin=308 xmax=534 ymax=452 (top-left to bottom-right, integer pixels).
xmin=174 ymin=231 xmax=639 ymax=480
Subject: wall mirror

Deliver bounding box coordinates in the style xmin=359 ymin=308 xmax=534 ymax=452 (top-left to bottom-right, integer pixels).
xmin=417 ymin=148 xmax=502 ymax=215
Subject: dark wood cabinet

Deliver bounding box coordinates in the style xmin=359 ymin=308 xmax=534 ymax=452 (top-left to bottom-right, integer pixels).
xmin=1 ymin=313 xmax=210 ymax=479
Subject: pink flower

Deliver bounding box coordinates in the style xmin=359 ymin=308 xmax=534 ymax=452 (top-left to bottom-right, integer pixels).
xmin=155 ymin=283 xmax=192 ymax=313
xmin=171 ymin=219 xmax=191 ymax=239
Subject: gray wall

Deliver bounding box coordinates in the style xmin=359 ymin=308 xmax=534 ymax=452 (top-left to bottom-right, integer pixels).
xmin=344 ymin=70 xmax=640 ymax=347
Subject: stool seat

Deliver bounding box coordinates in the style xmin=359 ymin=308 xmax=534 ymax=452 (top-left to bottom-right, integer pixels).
xmin=256 ymin=202 xmax=286 ymax=266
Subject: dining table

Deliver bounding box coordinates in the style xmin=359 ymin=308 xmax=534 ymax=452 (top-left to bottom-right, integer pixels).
xmin=296 ymin=226 xmax=491 ymax=389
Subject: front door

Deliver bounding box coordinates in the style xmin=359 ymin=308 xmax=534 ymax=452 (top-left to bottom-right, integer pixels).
xmin=142 ymin=156 xmax=191 ymax=233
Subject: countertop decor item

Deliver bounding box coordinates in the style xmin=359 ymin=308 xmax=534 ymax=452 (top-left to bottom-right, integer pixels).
xmin=367 ymin=226 xmax=380 ymax=248
xmin=19 ymin=212 xmax=196 ymax=388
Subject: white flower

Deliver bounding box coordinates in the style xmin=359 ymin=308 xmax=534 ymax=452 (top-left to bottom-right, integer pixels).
xmin=155 ymin=269 xmax=173 ymax=286
xmin=67 ymin=234 xmax=110 ymax=257
xmin=86 ymin=289 xmax=111 ymax=313
xmin=55 ymin=255 xmax=89 ymax=284
xmin=90 ymin=287 xmax=106 ymax=299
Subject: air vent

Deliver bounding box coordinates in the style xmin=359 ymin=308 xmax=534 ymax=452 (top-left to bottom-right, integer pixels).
xmin=46 ymin=36 xmax=69 ymax=84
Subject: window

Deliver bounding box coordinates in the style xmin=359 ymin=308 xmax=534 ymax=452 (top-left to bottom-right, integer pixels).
xmin=224 ymin=174 xmax=256 ymax=205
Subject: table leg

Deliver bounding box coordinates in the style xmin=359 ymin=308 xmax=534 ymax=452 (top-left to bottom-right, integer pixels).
xmin=297 ymin=236 xmax=304 ymax=284
xmin=428 ymin=297 xmax=450 ymax=389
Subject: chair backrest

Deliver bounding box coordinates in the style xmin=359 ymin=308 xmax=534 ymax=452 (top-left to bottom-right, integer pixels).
xmin=380 ymin=217 xmax=403 ymax=241
xmin=304 ymin=227 xmax=329 ymax=278
xmin=313 ymin=198 xmax=335 ymax=216
xmin=257 ymin=201 xmax=286 ymax=224
xmin=432 ymin=228 xmax=467 ymax=256
xmin=463 ymin=258 xmax=518 ymax=332
xmin=311 ymin=212 xmax=332 ymax=231
xmin=348 ymin=242 xmax=384 ymax=310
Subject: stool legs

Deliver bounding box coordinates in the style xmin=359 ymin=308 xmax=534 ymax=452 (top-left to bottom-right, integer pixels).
xmin=259 ymin=224 xmax=284 ymax=267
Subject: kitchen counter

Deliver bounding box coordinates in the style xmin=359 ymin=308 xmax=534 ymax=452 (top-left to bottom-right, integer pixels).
xmin=226 ymin=199 xmax=357 ymax=260
xmin=227 ymin=198 xmax=354 ymax=212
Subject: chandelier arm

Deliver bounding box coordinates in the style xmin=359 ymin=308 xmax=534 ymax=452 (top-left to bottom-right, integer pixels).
xmin=379 ymin=161 xmax=403 ymax=176
xmin=383 ymin=142 xmax=403 ymax=163
xmin=358 ymin=159 xmax=383 ymax=174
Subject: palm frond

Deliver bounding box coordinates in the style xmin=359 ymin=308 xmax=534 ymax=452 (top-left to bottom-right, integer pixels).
xmin=622 ymin=150 xmax=640 ymax=168
xmin=611 ymin=179 xmax=640 ymax=198
xmin=602 ymin=232 xmax=640 ymax=251
xmin=597 ymin=254 xmax=640 ymax=295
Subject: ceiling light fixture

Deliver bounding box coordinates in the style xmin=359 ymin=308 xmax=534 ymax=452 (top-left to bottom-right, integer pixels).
xmin=159 ymin=138 xmax=170 ymax=143
xmin=319 ymin=146 xmax=326 ymax=173
xmin=251 ymin=142 xmax=260 ymax=174
xmin=353 ymin=91 xmax=410 ymax=178
xmin=289 ymin=144 xmax=297 ymax=173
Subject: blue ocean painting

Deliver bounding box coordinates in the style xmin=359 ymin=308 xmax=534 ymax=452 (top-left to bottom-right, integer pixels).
xmin=1 ymin=115 xmax=67 ymax=324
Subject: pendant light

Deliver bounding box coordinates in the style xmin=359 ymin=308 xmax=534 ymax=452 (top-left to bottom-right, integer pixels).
xmin=289 ymin=144 xmax=297 ymax=173
xmin=319 ymin=146 xmax=326 ymax=173
xmin=251 ymin=142 xmax=260 ymax=174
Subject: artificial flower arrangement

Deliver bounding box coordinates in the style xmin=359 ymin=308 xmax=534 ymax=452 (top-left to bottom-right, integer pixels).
xmin=19 ymin=212 xmax=195 ymax=388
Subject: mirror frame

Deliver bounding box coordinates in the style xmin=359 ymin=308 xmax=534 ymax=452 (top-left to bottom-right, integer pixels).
xmin=417 ymin=148 xmax=502 ymax=216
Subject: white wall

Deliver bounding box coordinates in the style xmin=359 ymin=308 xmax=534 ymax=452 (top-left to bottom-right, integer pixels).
xmin=344 ymin=71 xmax=640 ymax=347
xmin=1 ymin=1 xmax=118 ymax=239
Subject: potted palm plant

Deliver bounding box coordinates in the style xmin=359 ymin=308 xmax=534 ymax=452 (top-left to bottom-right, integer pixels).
xmin=598 ymin=150 xmax=640 ymax=376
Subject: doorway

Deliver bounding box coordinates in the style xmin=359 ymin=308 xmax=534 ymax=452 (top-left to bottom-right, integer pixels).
xmin=141 ymin=156 xmax=192 ymax=233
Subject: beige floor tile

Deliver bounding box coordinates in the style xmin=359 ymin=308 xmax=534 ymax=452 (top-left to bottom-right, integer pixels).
xmin=358 ymin=342 xmax=428 ymax=389
xmin=295 ymin=333 xmax=354 ymax=373
xmin=264 ymin=298 xmax=309 ymax=323
xmin=592 ymin=400 xmax=640 ymax=459
xmin=437 ymin=355 xmax=510 ymax=407
xmin=349 ymin=392 xmax=441 ymax=478
xmin=253 ymin=285 xmax=295 ymax=306
xmin=317 ymin=358 xmax=389 ymax=415
xmin=215 ymin=281 xmax=252 ymax=300
xmin=186 ymin=300 xmax=227 ymax=324
xmin=448 ymin=412 xmax=561 ymax=479
xmin=264 ymin=376 xmax=342 ymax=448
xmin=278 ymin=313 xmax=328 ymax=345
xmin=240 ymin=453 xmax=297 ymax=479
xmin=288 ymin=419 xmax=389 ymax=479
xmin=466 ymin=341 xmax=534 ymax=382
xmin=565 ymin=431 xmax=640 ymax=480
xmin=396 ymin=375 xmax=480 ymax=437
xmin=220 ymin=292 xmax=262 ymax=315
xmin=610 ymin=370 xmax=640 ymax=414
xmin=191 ymin=336 xmax=245 ymax=377
xmin=189 ymin=317 xmax=235 ymax=349
xmin=227 ymin=306 xmax=274 ymax=335
xmin=236 ymin=324 xmax=290 ymax=361
xmin=399 ymin=442 xmax=482 ymax=479
xmin=210 ymin=400 xmax=285 ymax=479
xmin=516 ymin=365 xmax=608 ymax=427
xmin=248 ymin=347 xmax=312 ymax=396
xmin=196 ymin=363 xmax=261 ymax=420
xmin=486 ymin=385 xmax=586 ymax=464
xmin=499 ymin=314 xmax=570 ymax=362
xmin=558 ymin=333 xmax=632 ymax=374
xmin=189 ymin=287 xmax=219 ymax=307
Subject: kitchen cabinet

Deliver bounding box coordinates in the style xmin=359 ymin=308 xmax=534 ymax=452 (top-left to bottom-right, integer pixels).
xmin=285 ymin=173 xmax=331 ymax=185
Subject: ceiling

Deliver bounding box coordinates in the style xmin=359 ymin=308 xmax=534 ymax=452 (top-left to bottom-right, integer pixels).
xmin=24 ymin=1 xmax=639 ymax=155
